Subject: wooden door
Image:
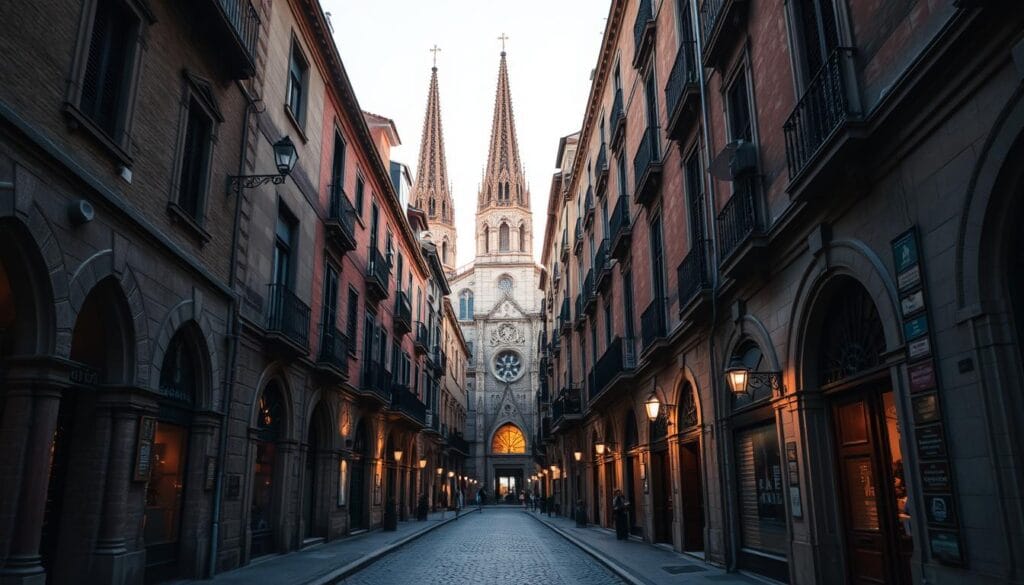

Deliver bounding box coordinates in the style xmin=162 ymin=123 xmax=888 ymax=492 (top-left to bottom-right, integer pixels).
xmin=833 ymin=391 xmax=909 ymax=584
xmin=651 ymin=448 xmax=672 ymax=543
xmin=604 ymin=461 xmax=615 ymax=528
xmin=348 ymin=458 xmax=365 ymax=530
xmin=679 ymin=440 xmax=704 ymax=551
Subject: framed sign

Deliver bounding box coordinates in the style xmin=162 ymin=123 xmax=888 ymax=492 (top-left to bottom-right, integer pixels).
xmin=912 ymin=393 xmax=941 ymax=425
xmin=226 ymin=474 xmax=241 ymax=500
xmin=903 ymin=315 xmax=929 ymax=341
xmin=908 ymin=360 xmax=937 ymax=393
xmin=133 ymin=416 xmax=157 ymax=482
xmin=908 ymin=337 xmax=931 ymax=361
xmin=915 ymin=425 xmax=948 ymax=459
xmin=920 ymin=461 xmax=952 ymax=493
xmin=900 ymin=289 xmax=926 ymax=316
xmin=929 ymin=530 xmax=964 ymax=566
xmin=892 ymin=230 xmax=919 ymax=273
xmin=373 ymin=466 xmax=382 ymax=505
xmin=786 ymin=442 xmax=800 ymax=486
xmin=925 ymin=494 xmax=958 ymax=527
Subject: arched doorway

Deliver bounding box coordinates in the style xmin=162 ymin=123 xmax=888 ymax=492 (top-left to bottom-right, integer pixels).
xmin=491 ymin=423 xmax=526 ymax=504
xmin=250 ymin=382 xmax=285 ymax=558
xmin=649 ymin=398 xmax=672 ymax=544
xmin=145 ymin=327 xmax=203 ymax=582
xmin=602 ymin=418 xmax=615 ymax=529
xmin=676 ymin=383 xmax=704 ymax=552
xmin=303 ymin=401 xmax=331 ymax=541
xmin=591 ymin=430 xmax=601 ymax=525
xmin=348 ymin=419 xmax=369 ymax=531
xmin=808 ymin=278 xmax=910 ymax=584
xmin=622 ymin=410 xmax=642 ymax=536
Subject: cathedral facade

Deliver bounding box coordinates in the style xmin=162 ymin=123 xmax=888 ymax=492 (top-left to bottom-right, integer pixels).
xmin=447 ymin=51 xmax=544 ymax=503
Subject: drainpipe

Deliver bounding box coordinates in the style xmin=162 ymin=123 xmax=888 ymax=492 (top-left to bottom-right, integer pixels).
xmin=691 ymin=0 xmax=737 ymax=573
xmin=208 ymin=85 xmax=257 ymax=578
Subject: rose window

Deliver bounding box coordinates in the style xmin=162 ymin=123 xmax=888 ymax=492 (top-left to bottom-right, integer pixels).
xmin=494 ymin=350 xmax=522 ymax=382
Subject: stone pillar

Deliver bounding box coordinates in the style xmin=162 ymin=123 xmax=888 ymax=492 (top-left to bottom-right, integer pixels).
xmin=0 ymin=381 xmax=62 ymax=585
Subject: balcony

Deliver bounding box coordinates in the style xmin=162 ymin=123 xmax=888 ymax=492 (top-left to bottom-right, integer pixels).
xmin=559 ymin=297 xmax=572 ymax=333
xmin=195 ymin=0 xmax=260 ymax=79
xmin=610 ymin=197 xmax=632 ymax=260
xmin=700 ymin=0 xmax=749 ymax=69
xmin=633 ymin=126 xmax=663 ymax=207
xmin=360 ymin=360 xmax=392 ymax=404
xmin=551 ymin=329 xmax=561 ymax=355
xmin=715 ymin=180 xmax=767 ymax=279
xmin=425 ymin=409 xmax=441 ymax=435
xmin=640 ymin=297 xmax=669 ymax=359
xmin=677 ymin=241 xmax=712 ymax=325
xmin=314 ymin=326 xmax=348 ymax=381
xmin=574 ymin=295 xmax=585 ymax=330
xmin=583 ymin=269 xmax=597 ymax=315
xmin=540 ymin=416 xmax=552 ymax=443
xmin=592 ymin=337 xmax=637 ymax=405
xmin=665 ymin=41 xmax=700 ymax=142
xmin=560 ymin=229 xmax=570 ymax=262
xmin=583 ymin=186 xmax=595 ymax=230
xmin=784 ymin=48 xmax=863 ymax=199
xmin=595 ymin=239 xmax=612 ymax=292
xmin=325 ymin=184 xmax=357 ymax=253
xmin=551 ymin=385 xmax=583 ymax=433
xmin=611 ymin=89 xmax=626 ymax=150
xmin=632 ymin=0 xmax=657 ymax=69
xmin=573 ymin=217 xmax=584 ymax=256
xmin=264 ymin=284 xmax=310 ymax=355
xmin=595 ymin=144 xmax=609 ymax=197
xmin=447 ymin=431 xmax=470 ymax=455
xmin=390 ymin=383 xmax=426 ymax=427
xmin=393 ymin=291 xmax=412 ymax=335
xmin=414 ymin=321 xmax=429 ymax=354
xmin=365 ymin=247 xmax=391 ymax=302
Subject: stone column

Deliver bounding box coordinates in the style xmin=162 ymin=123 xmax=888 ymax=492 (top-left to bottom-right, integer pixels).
xmin=0 ymin=381 xmax=62 ymax=585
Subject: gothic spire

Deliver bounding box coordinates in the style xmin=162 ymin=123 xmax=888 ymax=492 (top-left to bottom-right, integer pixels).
xmin=479 ymin=50 xmax=529 ymax=210
xmin=412 ymin=62 xmax=454 ymax=227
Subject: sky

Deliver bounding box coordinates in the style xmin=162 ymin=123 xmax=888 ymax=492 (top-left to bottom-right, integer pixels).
xmin=323 ymin=0 xmax=609 ymax=267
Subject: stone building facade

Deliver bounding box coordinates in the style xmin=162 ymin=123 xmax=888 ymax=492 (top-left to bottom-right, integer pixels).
xmin=452 ymin=51 xmax=545 ymax=504
xmin=0 ymin=0 xmax=465 ymax=583
xmin=537 ymin=1 xmax=1024 ymax=584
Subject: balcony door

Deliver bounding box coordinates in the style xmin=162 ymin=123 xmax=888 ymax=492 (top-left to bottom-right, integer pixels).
xmin=793 ymin=0 xmax=840 ymax=83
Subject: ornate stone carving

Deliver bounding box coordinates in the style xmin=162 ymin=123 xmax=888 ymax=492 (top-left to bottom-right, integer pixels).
xmin=490 ymin=322 xmax=524 ymax=345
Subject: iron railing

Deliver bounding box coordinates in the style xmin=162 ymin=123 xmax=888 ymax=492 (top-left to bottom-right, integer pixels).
xmin=633 ymin=0 xmax=655 ymax=59
xmin=574 ymin=217 xmax=584 ymax=254
xmin=316 ymin=325 xmax=348 ymax=373
xmin=677 ymin=240 xmax=710 ymax=309
xmin=583 ymin=269 xmax=596 ymax=314
xmin=665 ymin=41 xmax=698 ymax=126
xmin=218 ymin=0 xmax=260 ymax=58
xmin=584 ymin=186 xmax=595 ymax=228
xmin=326 ymin=184 xmax=357 ymax=251
xmin=393 ymin=291 xmax=412 ymax=333
xmin=595 ymin=144 xmax=609 ymax=194
xmin=266 ymin=284 xmax=310 ymax=349
xmin=593 ymin=337 xmax=637 ymax=401
xmin=366 ymin=247 xmax=391 ymax=297
xmin=390 ymin=383 xmax=426 ymax=426
xmin=448 ymin=431 xmax=470 ymax=454
xmin=361 ymin=360 xmax=392 ymax=402
xmin=715 ymin=182 xmax=759 ymax=261
xmin=574 ymin=295 xmax=584 ymax=327
xmin=640 ymin=297 xmax=668 ymax=351
xmin=783 ymin=47 xmax=857 ymax=180
xmin=552 ymin=385 xmax=582 ymax=424
xmin=700 ymin=0 xmax=726 ymax=44
xmin=595 ymin=239 xmax=612 ymax=290
xmin=611 ymin=88 xmax=625 ymax=143
xmin=415 ymin=321 xmax=429 ymax=353
xmin=559 ymin=297 xmax=572 ymax=331
xmin=610 ymin=196 xmax=631 ymax=256
xmin=633 ymin=126 xmax=661 ymax=204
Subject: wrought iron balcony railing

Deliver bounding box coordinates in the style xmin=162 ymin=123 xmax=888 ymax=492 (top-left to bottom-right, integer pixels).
xmin=393 ymin=290 xmax=412 ymax=335
xmin=665 ymin=41 xmax=699 ymax=141
xmin=640 ymin=297 xmax=668 ymax=352
xmin=360 ymin=360 xmax=392 ymax=403
xmin=390 ymin=382 xmax=426 ymax=426
xmin=552 ymin=385 xmax=583 ymax=427
xmin=574 ymin=294 xmax=585 ymax=329
xmin=592 ymin=337 xmax=636 ymax=402
xmin=610 ymin=196 xmax=632 ymax=260
xmin=595 ymin=238 xmax=612 ymax=291
xmin=584 ymin=185 xmax=595 ymax=229
xmin=611 ymin=88 xmax=626 ymax=148
xmin=266 ymin=284 xmax=310 ymax=350
xmin=573 ymin=217 xmax=584 ymax=255
xmin=316 ymin=325 xmax=348 ymax=377
xmin=632 ymin=0 xmax=656 ymax=68
xmin=783 ymin=47 xmax=860 ymax=181
xmin=677 ymin=240 xmax=711 ymax=310
xmin=583 ymin=269 xmax=597 ymax=315
xmin=715 ymin=181 xmax=760 ymax=262
xmin=208 ymin=0 xmax=260 ymax=78
xmin=448 ymin=431 xmax=470 ymax=454
xmin=325 ymin=184 xmax=357 ymax=252
xmin=633 ymin=126 xmax=663 ymax=207
xmin=365 ymin=247 xmax=391 ymax=301
xmin=414 ymin=321 xmax=429 ymax=354
xmin=595 ymin=144 xmax=609 ymax=196
xmin=559 ymin=297 xmax=572 ymax=332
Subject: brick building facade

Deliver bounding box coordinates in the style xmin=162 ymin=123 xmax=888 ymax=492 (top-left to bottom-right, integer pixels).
xmin=537 ymin=1 xmax=1024 ymax=583
xmin=0 ymin=0 xmax=466 ymax=583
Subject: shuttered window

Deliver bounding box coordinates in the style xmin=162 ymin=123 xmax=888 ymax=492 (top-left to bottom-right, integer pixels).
xmin=177 ymin=97 xmax=213 ymax=220
xmin=736 ymin=423 xmax=787 ymax=556
xmin=80 ymin=0 xmax=137 ymax=137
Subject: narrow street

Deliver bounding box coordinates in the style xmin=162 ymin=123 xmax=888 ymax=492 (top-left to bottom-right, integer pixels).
xmin=341 ymin=508 xmax=624 ymax=585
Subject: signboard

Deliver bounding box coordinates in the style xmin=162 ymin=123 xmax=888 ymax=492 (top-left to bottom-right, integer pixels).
xmin=915 ymin=425 xmax=948 ymax=459
xmin=908 ymin=337 xmax=931 ymax=361
xmin=908 ymin=360 xmax=937 ymax=393
xmin=901 ymin=289 xmax=926 ymax=316
xmin=930 ymin=531 xmax=964 ymax=566
xmin=753 ymin=427 xmax=784 ymax=521
xmin=903 ymin=315 xmax=929 ymax=341
xmin=892 ymin=231 xmax=919 ymax=273
xmin=925 ymin=494 xmax=958 ymax=527
xmin=920 ymin=461 xmax=952 ymax=493
xmin=786 ymin=442 xmax=802 ymax=519
xmin=226 ymin=475 xmax=241 ymax=500
xmin=133 ymin=416 xmax=156 ymax=482
xmin=912 ymin=393 xmax=941 ymax=425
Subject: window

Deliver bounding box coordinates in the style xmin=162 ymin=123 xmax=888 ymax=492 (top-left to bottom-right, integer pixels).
xmin=650 ymin=214 xmax=666 ymax=313
xmin=355 ymin=175 xmax=365 ymax=216
xmin=483 ymin=226 xmax=490 ymax=253
xmin=396 ymin=253 xmax=404 ymax=289
xmin=644 ymin=71 xmax=659 ymax=131
xmin=604 ymin=301 xmax=613 ymax=346
xmin=442 ymin=240 xmax=449 ymax=264
xmin=519 ymin=225 xmax=526 ymax=252
xmin=322 ymin=263 xmax=339 ymax=330
xmin=273 ymin=207 xmax=297 ymax=287
xmin=727 ymin=71 xmax=753 ymax=143
xmin=459 ymin=290 xmax=474 ymax=320
xmin=77 ymin=0 xmax=140 ymax=140
xmin=498 ymin=276 xmax=513 ymax=293
xmin=176 ymin=96 xmax=214 ymax=222
xmin=794 ymin=0 xmax=840 ymax=83
xmin=499 ymin=223 xmax=510 ymax=251
xmin=684 ymin=149 xmax=706 ymax=243
xmin=346 ymin=288 xmax=359 ymax=355
xmin=370 ymin=203 xmax=379 ymax=249
xmin=286 ymin=40 xmax=309 ymax=127
xmin=491 ymin=423 xmax=526 ymax=454
xmin=623 ymin=269 xmax=636 ymax=340
xmin=331 ymin=130 xmax=346 ymax=199
xmin=616 ymin=156 xmax=628 ymax=199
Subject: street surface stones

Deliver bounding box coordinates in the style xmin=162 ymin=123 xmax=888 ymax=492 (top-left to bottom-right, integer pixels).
xmin=340 ymin=508 xmax=625 ymax=585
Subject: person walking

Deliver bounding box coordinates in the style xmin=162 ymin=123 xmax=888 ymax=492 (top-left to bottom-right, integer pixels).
xmin=476 ymin=488 xmax=483 ymax=513
xmin=456 ymin=488 xmax=464 ymax=518
xmin=612 ymin=489 xmax=630 ymax=541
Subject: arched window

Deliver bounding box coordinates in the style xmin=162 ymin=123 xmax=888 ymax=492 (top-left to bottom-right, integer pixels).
xmin=483 ymin=226 xmax=490 ymax=253
xmin=499 ymin=223 xmax=510 ymax=251
xmin=491 ymin=423 xmax=526 ymax=454
xmin=442 ymin=241 xmax=449 ymax=264
xmin=817 ymin=281 xmax=885 ymax=386
xmin=429 ymin=198 xmax=435 ymax=215
xmin=459 ymin=290 xmax=474 ymax=320
xmin=519 ymin=225 xmax=526 ymax=252
xmin=442 ymin=200 xmax=447 ymax=220
xmin=159 ymin=330 xmax=198 ymax=405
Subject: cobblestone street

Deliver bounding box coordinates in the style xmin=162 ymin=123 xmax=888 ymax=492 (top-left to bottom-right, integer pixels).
xmin=340 ymin=509 xmax=624 ymax=585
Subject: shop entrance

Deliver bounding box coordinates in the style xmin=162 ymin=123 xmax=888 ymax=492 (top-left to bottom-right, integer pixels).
xmin=650 ymin=446 xmax=672 ymax=543
xmin=494 ymin=469 xmax=523 ymax=503
xmin=678 ymin=440 xmax=704 ymax=551
xmin=832 ymin=389 xmax=912 ymax=584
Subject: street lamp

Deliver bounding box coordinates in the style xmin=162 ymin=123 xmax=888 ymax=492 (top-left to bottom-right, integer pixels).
xmin=725 ymin=361 xmax=750 ymax=395
xmin=645 ymin=392 xmax=661 ymax=421
xmin=595 ymin=441 xmax=606 ymax=456
xmin=393 ymin=450 xmax=404 ymax=463
xmin=228 ymin=136 xmax=298 ymax=191
xmin=436 ymin=467 xmax=444 ymax=476
xmin=573 ymin=450 xmax=583 ymax=462
xmin=448 ymin=471 xmax=455 ymax=478
xmin=418 ymin=458 xmax=428 ymax=469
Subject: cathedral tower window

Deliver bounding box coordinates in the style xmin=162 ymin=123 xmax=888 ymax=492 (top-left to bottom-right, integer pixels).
xmin=459 ymin=290 xmax=474 ymax=320
xmin=483 ymin=226 xmax=490 ymax=253
xmin=519 ymin=225 xmax=526 ymax=252
xmin=499 ymin=223 xmax=510 ymax=251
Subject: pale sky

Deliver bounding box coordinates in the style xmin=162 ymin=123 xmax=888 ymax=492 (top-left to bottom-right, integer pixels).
xmin=324 ymin=0 xmax=609 ymax=267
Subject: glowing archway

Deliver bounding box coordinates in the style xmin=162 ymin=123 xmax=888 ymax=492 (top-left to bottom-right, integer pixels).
xmin=491 ymin=423 xmax=526 ymax=454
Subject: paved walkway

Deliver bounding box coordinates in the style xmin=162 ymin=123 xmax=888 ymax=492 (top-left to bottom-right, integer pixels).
xmin=527 ymin=510 xmax=762 ymax=585
xmin=175 ymin=511 xmax=461 ymax=585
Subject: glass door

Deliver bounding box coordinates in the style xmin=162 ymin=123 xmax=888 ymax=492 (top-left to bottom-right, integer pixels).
xmin=144 ymin=422 xmax=188 ymax=582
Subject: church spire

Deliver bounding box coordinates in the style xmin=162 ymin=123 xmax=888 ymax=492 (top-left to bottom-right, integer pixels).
xmin=479 ymin=49 xmax=529 ymax=210
xmin=412 ymin=55 xmax=457 ymax=272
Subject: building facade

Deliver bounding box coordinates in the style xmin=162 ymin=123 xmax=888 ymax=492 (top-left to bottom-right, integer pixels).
xmin=0 ymin=0 xmax=466 ymax=583
xmin=451 ymin=50 xmax=545 ymax=505
xmin=538 ymin=1 xmax=1024 ymax=584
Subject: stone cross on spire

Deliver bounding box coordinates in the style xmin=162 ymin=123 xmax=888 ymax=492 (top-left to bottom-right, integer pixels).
xmin=497 ymin=33 xmax=509 ymax=53
xmin=411 ymin=56 xmax=457 ymax=271
xmin=478 ymin=49 xmax=528 ymax=211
